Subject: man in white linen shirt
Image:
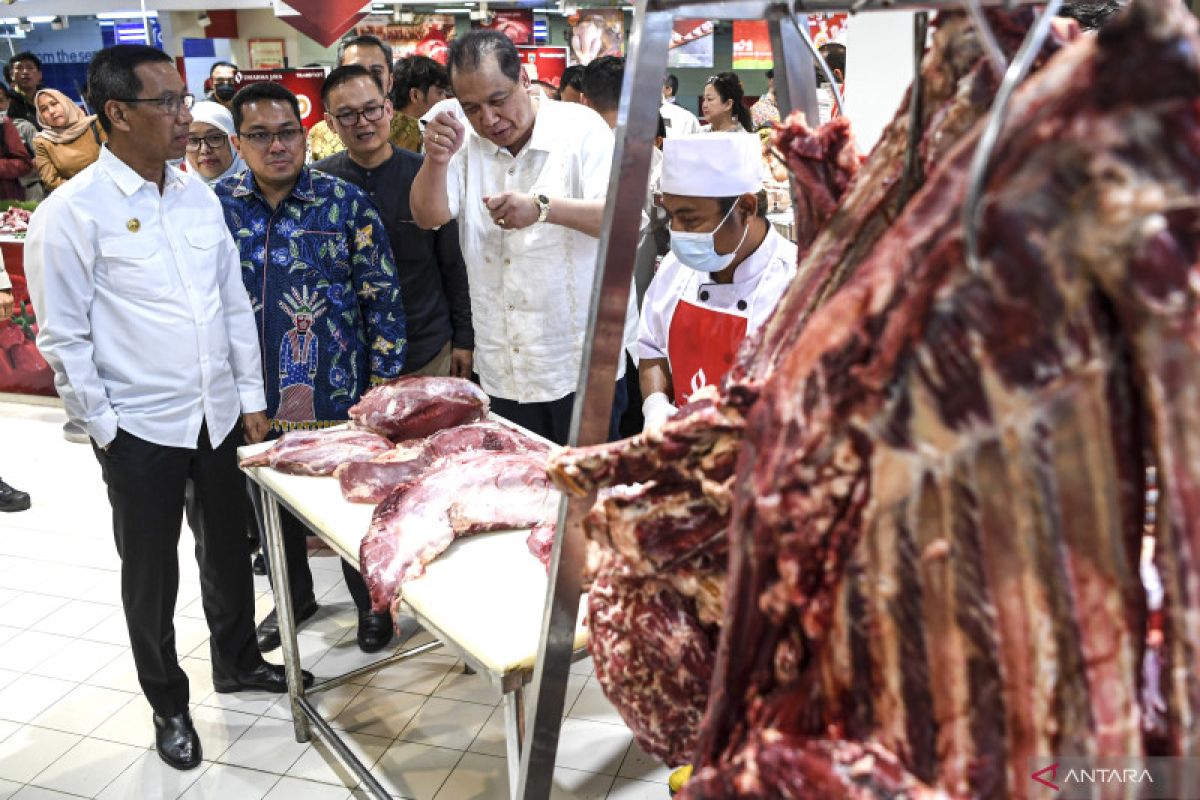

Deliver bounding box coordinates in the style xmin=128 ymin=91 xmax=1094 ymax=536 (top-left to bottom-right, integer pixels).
xmin=661 ymin=74 xmax=701 ymax=137
xmin=25 ymin=45 xmax=310 ymax=773
xmin=413 ymin=30 xmax=633 ymax=445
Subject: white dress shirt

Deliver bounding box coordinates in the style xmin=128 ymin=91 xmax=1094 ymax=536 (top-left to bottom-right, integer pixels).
xmin=445 ymin=98 xmax=637 ymax=403
xmin=25 ymin=146 xmax=265 ymax=449
xmin=638 ymin=226 xmax=796 ymax=361
xmin=660 ymin=100 xmax=702 ymax=138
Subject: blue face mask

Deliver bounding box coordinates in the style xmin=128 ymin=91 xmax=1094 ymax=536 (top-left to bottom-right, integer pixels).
xmin=669 ymin=202 xmax=749 ymax=273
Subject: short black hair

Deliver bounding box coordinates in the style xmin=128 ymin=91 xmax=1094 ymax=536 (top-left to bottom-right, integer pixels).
xmin=581 ymin=55 xmax=623 ymax=114
xmin=1059 ymin=0 xmax=1123 ymax=30
xmin=337 ymin=34 xmax=393 ymax=68
xmin=447 ymin=30 xmax=521 ymax=85
xmin=393 ymin=55 xmax=449 ymax=110
xmin=717 ymin=193 xmax=767 ymax=218
xmin=11 ymin=52 xmax=42 ymax=71
xmin=765 ymin=68 xmax=774 ymax=80
xmin=560 ymin=64 xmax=584 ymax=92
xmin=86 ymin=45 xmax=174 ymax=134
xmin=209 ymin=61 xmax=238 ymax=79
xmin=321 ymin=64 xmax=384 ymax=107
xmin=231 ymin=81 xmax=302 ymax=131
xmin=663 ymin=74 xmax=678 ymax=97
xmin=819 ymin=43 xmax=846 ymax=78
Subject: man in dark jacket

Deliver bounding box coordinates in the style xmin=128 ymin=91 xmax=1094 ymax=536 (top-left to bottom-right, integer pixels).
xmin=7 ymin=52 xmax=46 ymax=128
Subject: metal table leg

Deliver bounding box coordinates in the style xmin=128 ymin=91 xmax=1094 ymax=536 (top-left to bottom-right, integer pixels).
xmin=261 ymin=489 xmax=309 ymax=742
xmin=503 ymin=685 xmax=527 ymax=800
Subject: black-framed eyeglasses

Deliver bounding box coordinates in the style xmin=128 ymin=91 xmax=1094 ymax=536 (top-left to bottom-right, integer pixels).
xmin=238 ymin=127 xmax=305 ymax=148
xmin=185 ymin=132 xmax=229 ymax=152
xmin=332 ymin=104 xmax=387 ymax=127
xmin=115 ymin=93 xmax=195 ymax=116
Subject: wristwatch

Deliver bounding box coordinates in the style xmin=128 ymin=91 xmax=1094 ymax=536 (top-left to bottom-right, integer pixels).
xmin=533 ymin=193 xmax=551 ymax=224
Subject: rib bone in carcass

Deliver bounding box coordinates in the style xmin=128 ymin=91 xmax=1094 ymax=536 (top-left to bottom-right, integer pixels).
xmin=685 ymin=0 xmax=1200 ymax=796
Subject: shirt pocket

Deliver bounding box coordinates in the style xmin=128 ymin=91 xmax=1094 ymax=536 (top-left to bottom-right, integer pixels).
xmin=97 ymin=234 xmax=173 ymax=301
xmin=182 ymin=227 xmax=225 ymax=297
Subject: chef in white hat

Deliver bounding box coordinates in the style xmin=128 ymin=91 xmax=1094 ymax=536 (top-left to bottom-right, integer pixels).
xmin=637 ymin=132 xmax=797 ymax=430
xmin=184 ymin=100 xmax=245 ymax=187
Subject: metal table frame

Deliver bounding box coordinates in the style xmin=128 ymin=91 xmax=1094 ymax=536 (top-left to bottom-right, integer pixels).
xmin=247 ymin=463 xmax=583 ymax=800
xmin=515 ymin=0 xmax=1054 ymax=798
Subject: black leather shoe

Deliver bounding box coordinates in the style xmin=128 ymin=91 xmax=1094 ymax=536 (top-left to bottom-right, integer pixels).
xmin=256 ymin=598 xmax=319 ymax=652
xmin=212 ymin=662 xmax=314 ymax=694
xmin=0 ymin=478 xmax=30 ymax=513
xmin=251 ymin=552 xmax=267 ymax=576
xmin=153 ymin=712 xmax=202 ymax=770
xmin=357 ymin=612 xmax=394 ymax=653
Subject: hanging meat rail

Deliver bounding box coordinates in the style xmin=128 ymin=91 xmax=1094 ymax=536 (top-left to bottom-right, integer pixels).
xmin=515 ymin=0 xmax=1056 ymax=798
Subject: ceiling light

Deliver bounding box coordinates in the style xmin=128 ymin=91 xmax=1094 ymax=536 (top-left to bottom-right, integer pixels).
xmin=17 ymin=17 xmax=32 ymax=31
xmin=196 ymin=11 xmax=211 ymax=27
xmin=50 ymin=15 xmax=68 ymax=29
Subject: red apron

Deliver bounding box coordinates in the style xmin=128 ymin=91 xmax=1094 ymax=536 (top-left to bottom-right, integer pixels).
xmin=667 ymin=297 xmax=749 ymax=403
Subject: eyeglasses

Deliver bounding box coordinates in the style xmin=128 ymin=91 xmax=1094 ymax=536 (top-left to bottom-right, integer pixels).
xmin=185 ymin=132 xmax=229 ymax=151
xmin=332 ymin=104 xmax=387 ymax=127
xmin=238 ymin=127 xmax=305 ymax=148
xmin=115 ymin=93 xmax=195 ymax=116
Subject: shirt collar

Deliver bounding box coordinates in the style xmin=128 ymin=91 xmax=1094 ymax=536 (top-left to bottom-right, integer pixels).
xmin=729 ymin=226 xmax=785 ymax=286
xmin=230 ymin=165 xmax=317 ymax=205
xmin=98 ymin=145 xmax=186 ymax=197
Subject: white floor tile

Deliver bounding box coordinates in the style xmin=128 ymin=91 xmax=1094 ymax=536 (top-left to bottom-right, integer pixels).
xmin=332 ymin=687 xmax=425 ymax=740
xmin=172 ymin=618 xmax=212 ymax=661
xmin=0 ymin=593 xmax=68 ymax=630
xmin=286 ymin=731 xmax=391 ymax=787
xmin=431 ymin=668 xmax=500 ymax=707
xmin=606 ymin=777 xmax=670 ymax=799
xmin=10 ymin=785 xmax=88 ymax=800
xmin=568 ymin=679 xmax=625 ymax=727
xmin=78 ymin=610 xmax=131 ymax=648
xmin=263 ymin=681 xmax=362 ymax=724
xmin=0 ymin=630 xmax=74 ymax=673
xmin=27 ymin=736 xmax=145 ymax=797
xmin=31 ymin=684 xmax=137 ymax=736
xmin=366 ymin=654 xmax=456 ymax=697
xmin=84 ymin=650 xmax=142 ymax=694
xmin=264 ymin=777 xmax=350 ymax=800
xmin=0 ymin=779 xmax=18 ymax=800
xmin=88 ymin=696 xmax=153 ymax=748
xmin=466 ymin=706 xmax=508 ymax=759
xmin=216 ymin=715 xmax=308 ymax=775
xmin=0 ymin=720 xmax=20 ymax=744
xmin=0 ymin=675 xmax=77 ymax=725
xmin=616 ymin=741 xmax=671 ymax=784
xmin=178 ymin=657 xmax=216 ymax=703
xmin=187 ymin=705 xmax=259 ymax=763
xmin=34 ymin=601 xmax=119 ymax=640
xmin=0 ymin=669 xmax=20 ymax=693
xmin=95 ymin=749 xmax=205 ymax=800
xmin=0 ymin=626 xmax=19 ymax=648
xmin=554 ymin=719 xmax=632 ymax=776
xmin=0 ymin=725 xmax=82 ymax=783
xmin=569 ymin=656 xmax=594 ymax=678
xmin=399 ymin=697 xmax=493 ymax=751
xmin=372 ymin=741 xmax=462 ymax=800
xmin=310 ymin=642 xmax=394 ymax=686
xmin=27 ymin=639 xmax=126 ymax=684
xmin=177 ymin=763 xmax=280 ymax=800
xmin=433 ymin=753 xmax=616 ymax=800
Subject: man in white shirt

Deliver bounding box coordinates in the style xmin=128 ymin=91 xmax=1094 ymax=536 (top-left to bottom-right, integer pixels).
xmin=638 ymin=134 xmax=797 ymax=429
xmin=413 ymin=30 xmax=632 ymax=445
xmin=25 ymin=45 xmax=310 ymax=772
xmin=661 ymin=73 xmax=701 ymax=138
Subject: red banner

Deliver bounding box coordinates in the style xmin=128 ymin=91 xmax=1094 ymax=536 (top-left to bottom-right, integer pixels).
xmin=233 ymin=68 xmax=327 ymax=132
xmin=0 ymin=241 xmax=55 ymax=396
xmin=731 ymin=20 xmax=772 ymax=70
xmin=474 ymin=10 xmax=534 ymax=45
xmin=356 ymin=14 xmax=457 ymax=65
xmin=517 ymin=46 xmax=568 ymax=89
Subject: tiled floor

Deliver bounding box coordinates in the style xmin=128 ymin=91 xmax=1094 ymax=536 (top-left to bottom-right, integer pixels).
xmin=0 ymin=399 xmax=670 ymax=799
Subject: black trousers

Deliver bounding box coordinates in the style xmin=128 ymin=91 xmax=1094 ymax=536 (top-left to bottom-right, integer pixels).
xmin=93 ymin=422 xmax=263 ymax=717
xmin=489 ymin=379 xmax=628 ymax=447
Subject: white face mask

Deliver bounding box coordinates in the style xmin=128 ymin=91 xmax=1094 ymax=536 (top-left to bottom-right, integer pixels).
xmin=669 ymin=202 xmax=749 ymax=273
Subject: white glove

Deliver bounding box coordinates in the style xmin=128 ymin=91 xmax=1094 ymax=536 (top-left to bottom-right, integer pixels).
xmin=642 ymin=392 xmax=677 ymax=432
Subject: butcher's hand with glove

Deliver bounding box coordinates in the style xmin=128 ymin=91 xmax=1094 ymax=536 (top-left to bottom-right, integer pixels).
xmin=641 ymin=389 xmax=676 ymax=432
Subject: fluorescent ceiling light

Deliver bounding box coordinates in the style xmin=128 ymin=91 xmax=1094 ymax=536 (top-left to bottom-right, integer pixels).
xmin=432 ymin=8 xmax=469 ymax=13
xmin=95 ymin=11 xmax=158 ymax=19
xmin=29 ymin=16 xmax=55 ymax=23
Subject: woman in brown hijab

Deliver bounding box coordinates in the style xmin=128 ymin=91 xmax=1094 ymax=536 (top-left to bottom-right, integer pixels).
xmin=32 ymin=88 xmax=104 ymax=192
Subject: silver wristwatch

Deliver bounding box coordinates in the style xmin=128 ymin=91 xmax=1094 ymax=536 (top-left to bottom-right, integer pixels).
xmin=533 ymin=193 xmax=550 ymax=224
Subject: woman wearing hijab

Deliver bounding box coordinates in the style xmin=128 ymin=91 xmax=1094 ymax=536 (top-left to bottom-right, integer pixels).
xmin=32 ymin=88 xmax=104 ymax=192
xmin=185 ymin=100 xmax=245 ymax=187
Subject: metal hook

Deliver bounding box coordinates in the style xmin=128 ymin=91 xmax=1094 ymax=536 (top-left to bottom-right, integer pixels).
xmin=961 ymin=0 xmax=1009 ymax=77
xmin=788 ymin=2 xmax=846 ymax=121
xmin=961 ymin=0 xmax=1063 ymax=276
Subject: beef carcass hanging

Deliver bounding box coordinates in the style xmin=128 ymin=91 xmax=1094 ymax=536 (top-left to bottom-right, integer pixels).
xmin=239 ymin=428 xmax=393 ymax=476
xmin=682 ymin=0 xmax=1200 ymax=796
xmin=360 ymin=451 xmax=560 ymax=613
xmin=547 ymin=6 xmax=1054 ymax=772
xmin=349 ymin=376 xmax=489 ymax=441
xmin=336 ymin=421 xmax=548 ymax=504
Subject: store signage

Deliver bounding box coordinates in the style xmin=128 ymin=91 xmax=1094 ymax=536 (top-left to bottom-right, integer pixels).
xmin=731 ymin=20 xmax=771 ymax=70
xmin=276 ymin=0 xmax=370 ymax=47
xmin=355 ymin=14 xmax=457 ymax=65
xmin=667 ymin=20 xmax=713 ymax=69
xmin=473 ymin=10 xmax=534 ymax=45
xmin=567 ymin=8 xmax=624 ymax=66
xmin=234 ymin=68 xmax=327 ymax=131
xmin=517 ymin=46 xmax=568 ymax=89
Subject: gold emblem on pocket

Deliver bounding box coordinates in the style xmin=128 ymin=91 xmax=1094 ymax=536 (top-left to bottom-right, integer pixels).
xmin=126 ymin=218 xmax=140 ymax=233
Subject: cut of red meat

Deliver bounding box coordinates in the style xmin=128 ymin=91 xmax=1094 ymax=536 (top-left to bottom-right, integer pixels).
xmin=239 ymin=428 xmax=392 ymax=476
xmin=349 ymin=376 xmax=489 ymax=441
xmin=359 ymin=451 xmax=559 ymax=613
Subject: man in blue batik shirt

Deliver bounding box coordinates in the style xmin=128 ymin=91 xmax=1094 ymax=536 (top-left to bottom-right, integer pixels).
xmin=216 ymin=81 xmax=407 ymax=654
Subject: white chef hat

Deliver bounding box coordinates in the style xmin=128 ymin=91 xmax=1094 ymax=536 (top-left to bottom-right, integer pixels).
xmin=661 ymin=132 xmax=763 ymax=197
xmin=190 ymin=100 xmax=236 ymax=137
